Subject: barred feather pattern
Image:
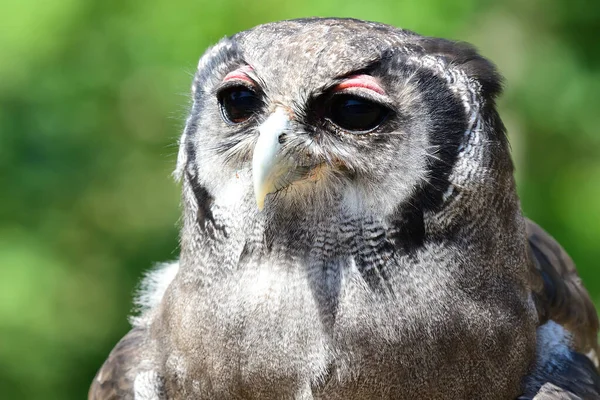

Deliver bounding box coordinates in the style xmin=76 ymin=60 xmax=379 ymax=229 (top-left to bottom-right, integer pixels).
xmin=89 ymin=18 xmax=599 ymax=400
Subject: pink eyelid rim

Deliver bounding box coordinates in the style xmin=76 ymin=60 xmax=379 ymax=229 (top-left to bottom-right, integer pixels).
xmin=334 ymin=74 xmax=385 ymax=95
xmin=223 ymin=65 xmax=255 ymax=84
xmin=223 ymin=70 xmax=384 ymax=95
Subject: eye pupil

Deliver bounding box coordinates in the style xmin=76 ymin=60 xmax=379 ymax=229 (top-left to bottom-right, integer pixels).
xmin=328 ymin=94 xmax=387 ymax=133
xmin=219 ymin=86 xmax=261 ymax=123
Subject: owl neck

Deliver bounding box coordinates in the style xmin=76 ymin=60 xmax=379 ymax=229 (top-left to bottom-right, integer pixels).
xmin=178 ymin=164 xmax=524 ymax=279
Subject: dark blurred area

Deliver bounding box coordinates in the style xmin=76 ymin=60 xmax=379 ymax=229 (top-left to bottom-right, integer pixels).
xmin=1 ymin=0 xmax=599 ymax=398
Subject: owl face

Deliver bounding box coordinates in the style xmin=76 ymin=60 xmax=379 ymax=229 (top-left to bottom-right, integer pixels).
xmin=180 ymin=19 xmax=504 ymax=219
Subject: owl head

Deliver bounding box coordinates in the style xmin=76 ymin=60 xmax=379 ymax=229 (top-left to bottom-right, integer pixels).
xmin=177 ymin=18 xmax=512 ymax=231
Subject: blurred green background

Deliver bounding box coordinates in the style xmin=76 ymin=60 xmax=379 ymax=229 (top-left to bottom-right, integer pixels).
xmin=1 ymin=0 xmax=599 ymax=398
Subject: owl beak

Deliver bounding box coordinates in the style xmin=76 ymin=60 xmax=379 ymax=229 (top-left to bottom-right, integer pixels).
xmin=252 ymin=108 xmax=292 ymax=210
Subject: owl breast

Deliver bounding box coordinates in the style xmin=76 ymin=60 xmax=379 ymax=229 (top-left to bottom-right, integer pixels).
xmin=157 ymin=253 xmax=535 ymax=400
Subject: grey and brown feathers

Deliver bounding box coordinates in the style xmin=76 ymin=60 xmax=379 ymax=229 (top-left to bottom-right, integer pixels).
xmin=527 ymin=220 xmax=599 ymax=360
xmin=521 ymin=220 xmax=600 ymax=399
xmin=89 ymin=224 xmax=600 ymax=399
xmin=89 ymin=328 xmax=147 ymax=400
xmin=90 ymin=18 xmax=600 ymax=399
xmin=90 ymin=263 xmax=178 ymax=399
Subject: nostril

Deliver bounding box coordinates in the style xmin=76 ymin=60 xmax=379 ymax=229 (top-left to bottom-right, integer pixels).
xmin=278 ymin=133 xmax=287 ymax=144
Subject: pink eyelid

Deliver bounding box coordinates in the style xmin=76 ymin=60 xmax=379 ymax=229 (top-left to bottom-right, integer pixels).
xmin=223 ymin=65 xmax=255 ymax=84
xmin=334 ymin=74 xmax=385 ymax=95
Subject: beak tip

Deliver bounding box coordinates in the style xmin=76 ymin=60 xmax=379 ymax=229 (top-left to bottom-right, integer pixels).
xmin=256 ymin=194 xmax=266 ymax=211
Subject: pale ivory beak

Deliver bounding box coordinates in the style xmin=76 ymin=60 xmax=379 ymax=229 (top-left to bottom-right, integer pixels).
xmin=252 ymin=108 xmax=292 ymax=210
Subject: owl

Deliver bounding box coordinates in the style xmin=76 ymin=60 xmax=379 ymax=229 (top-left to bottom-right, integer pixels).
xmin=89 ymin=18 xmax=600 ymax=399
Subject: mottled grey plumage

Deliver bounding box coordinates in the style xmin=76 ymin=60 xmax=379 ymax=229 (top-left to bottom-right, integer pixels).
xmin=90 ymin=18 xmax=600 ymax=399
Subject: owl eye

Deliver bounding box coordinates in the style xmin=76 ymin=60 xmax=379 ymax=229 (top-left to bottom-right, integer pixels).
xmin=218 ymin=86 xmax=262 ymax=124
xmin=327 ymin=94 xmax=389 ymax=133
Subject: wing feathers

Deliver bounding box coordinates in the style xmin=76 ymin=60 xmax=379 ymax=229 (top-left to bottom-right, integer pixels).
xmin=527 ymin=219 xmax=599 ymax=359
xmin=89 ymin=327 xmax=154 ymax=400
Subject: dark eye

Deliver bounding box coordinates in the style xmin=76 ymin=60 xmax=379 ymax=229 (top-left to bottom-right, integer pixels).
xmin=218 ymin=86 xmax=261 ymax=124
xmin=327 ymin=94 xmax=389 ymax=133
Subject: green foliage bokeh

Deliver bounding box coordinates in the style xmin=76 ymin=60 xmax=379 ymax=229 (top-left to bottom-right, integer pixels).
xmin=1 ymin=1 xmax=599 ymax=398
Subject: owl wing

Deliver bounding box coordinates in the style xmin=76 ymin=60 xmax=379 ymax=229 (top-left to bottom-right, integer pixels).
xmin=520 ymin=351 xmax=600 ymax=399
xmin=526 ymin=219 xmax=599 ymax=358
xmin=89 ymin=327 xmax=159 ymax=400
xmin=522 ymin=219 xmax=600 ymax=399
